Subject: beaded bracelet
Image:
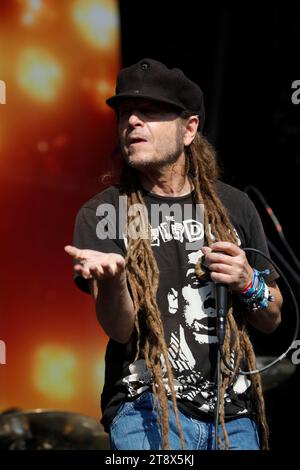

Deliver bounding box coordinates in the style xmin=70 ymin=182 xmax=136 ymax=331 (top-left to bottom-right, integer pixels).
xmin=237 ymin=269 xmax=274 ymax=311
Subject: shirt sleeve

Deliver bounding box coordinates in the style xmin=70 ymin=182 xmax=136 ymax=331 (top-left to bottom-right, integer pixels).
xmin=243 ymin=196 xmax=279 ymax=285
xmin=72 ymin=203 xmax=126 ymax=294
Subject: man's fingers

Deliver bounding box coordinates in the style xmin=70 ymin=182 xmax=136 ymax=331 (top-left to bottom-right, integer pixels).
xmin=74 ymin=263 xmax=83 ymax=271
xmin=65 ymin=246 xmax=125 ymax=266
xmin=66 ymin=247 xmax=125 ymax=280
xmin=208 ymin=263 xmax=232 ymax=274
xmin=79 ymin=261 xmax=118 ymax=279
xmin=116 ymin=257 xmax=125 ymax=269
xmin=210 ymin=241 xmax=241 ymax=256
xmin=89 ymin=264 xmax=104 ymax=277
xmin=64 ymin=245 xmax=84 ymax=260
xmin=210 ymin=272 xmax=231 ymax=284
xmin=103 ymin=264 xmax=118 ymax=277
xmin=101 ymin=255 xmax=125 ymax=273
xmin=204 ymin=251 xmax=234 ymax=266
xmin=65 ymin=245 xmax=100 ymax=261
xmin=73 ymin=263 xmax=91 ymax=279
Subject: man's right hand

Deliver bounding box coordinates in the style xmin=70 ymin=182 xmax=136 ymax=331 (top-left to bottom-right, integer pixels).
xmin=64 ymin=245 xmax=126 ymax=281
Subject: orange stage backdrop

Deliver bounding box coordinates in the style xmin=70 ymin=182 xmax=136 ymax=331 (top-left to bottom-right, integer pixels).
xmin=0 ymin=0 xmax=120 ymax=419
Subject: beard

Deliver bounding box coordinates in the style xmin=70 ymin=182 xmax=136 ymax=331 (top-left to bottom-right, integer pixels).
xmin=121 ymin=122 xmax=185 ymax=173
xmin=124 ymin=147 xmax=183 ymax=172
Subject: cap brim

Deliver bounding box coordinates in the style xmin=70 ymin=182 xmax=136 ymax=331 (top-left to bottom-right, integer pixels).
xmin=106 ymin=93 xmax=204 ymax=131
xmin=106 ymin=93 xmax=186 ymax=111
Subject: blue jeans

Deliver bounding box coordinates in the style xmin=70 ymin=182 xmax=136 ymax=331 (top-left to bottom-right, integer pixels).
xmin=109 ymin=391 xmax=260 ymax=450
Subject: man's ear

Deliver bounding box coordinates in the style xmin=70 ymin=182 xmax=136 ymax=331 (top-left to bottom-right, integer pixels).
xmin=183 ymin=116 xmax=199 ymax=146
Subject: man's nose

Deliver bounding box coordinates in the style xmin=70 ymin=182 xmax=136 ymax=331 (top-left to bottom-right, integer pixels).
xmin=128 ymin=111 xmax=144 ymax=127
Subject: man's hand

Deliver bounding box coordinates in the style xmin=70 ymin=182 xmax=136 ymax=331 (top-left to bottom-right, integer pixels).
xmin=201 ymin=241 xmax=253 ymax=292
xmin=65 ymin=245 xmax=134 ymax=343
xmin=64 ymin=245 xmax=125 ymax=281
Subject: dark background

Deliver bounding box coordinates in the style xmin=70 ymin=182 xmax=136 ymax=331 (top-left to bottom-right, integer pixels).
xmin=119 ymin=0 xmax=300 ymax=449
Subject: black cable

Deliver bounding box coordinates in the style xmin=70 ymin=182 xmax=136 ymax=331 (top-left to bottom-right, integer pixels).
xmin=214 ymin=186 xmax=300 ymax=449
xmin=220 ymin=247 xmax=299 ymax=375
xmin=213 ymin=246 xmax=299 ymax=450
xmin=267 ymin=238 xmax=300 ymax=285
xmin=244 ymin=186 xmax=300 ymax=273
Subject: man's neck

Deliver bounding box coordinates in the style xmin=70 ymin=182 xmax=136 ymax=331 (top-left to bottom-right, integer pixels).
xmin=139 ymin=155 xmax=193 ymax=197
xmin=141 ymin=176 xmax=193 ymax=197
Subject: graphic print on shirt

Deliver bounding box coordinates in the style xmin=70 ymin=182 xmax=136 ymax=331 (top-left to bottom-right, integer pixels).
xmin=122 ymin=210 xmax=250 ymax=415
xmin=150 ymin=216 xmax=204 ymax=246
xmin=163 ymin=247 xmax=222 ymax=413
xmin=123 ymin=212 xmax=205 ymax=249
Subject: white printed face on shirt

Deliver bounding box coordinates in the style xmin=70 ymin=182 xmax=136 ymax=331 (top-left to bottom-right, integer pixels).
xmin=167 ymin=249 xmax=218 ymax=344
xmin=182 ymin=270 xmax=217 ymax=344
xmin=183 ymin=249 xmax=217 ymax=344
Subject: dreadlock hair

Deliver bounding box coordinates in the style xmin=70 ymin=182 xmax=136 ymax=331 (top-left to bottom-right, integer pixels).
xmin=117 ymin=120 xmax=269 ymax=450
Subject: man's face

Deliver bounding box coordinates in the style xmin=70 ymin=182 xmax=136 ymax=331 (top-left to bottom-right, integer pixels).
xmin=117 ymin=98 xmax=185 ymax=171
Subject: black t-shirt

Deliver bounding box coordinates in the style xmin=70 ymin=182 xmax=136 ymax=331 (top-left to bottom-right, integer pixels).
xmin=72 ymin=181 xmax=278 ymax=432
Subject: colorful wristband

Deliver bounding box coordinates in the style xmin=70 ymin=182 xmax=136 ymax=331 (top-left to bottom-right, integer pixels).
xmin=237 ymin=269 xmax=274 ymax=311
xmin=239 ymin=275 xmax=254 ymax=294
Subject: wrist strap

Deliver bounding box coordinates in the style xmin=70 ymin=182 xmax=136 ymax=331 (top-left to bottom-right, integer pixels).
xmin=239 ymin=275 xmax=254 ymax=294
xmin=237 ymin=269 xmax=274 ymax=311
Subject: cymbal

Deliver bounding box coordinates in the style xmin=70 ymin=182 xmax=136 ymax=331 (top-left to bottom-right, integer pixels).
xmin=0 ymin=409 xmax=110 ymax=450
xmin=256 ymin=355 xmax=296 ymax=391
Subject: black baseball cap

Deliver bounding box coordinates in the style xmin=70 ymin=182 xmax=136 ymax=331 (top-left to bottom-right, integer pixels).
xmin=106 ymin=58 xmax=205 ymax=131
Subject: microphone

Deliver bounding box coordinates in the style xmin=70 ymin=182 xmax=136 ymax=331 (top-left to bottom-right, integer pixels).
xmin=216 ymin=283 xmax=228 ymax=346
